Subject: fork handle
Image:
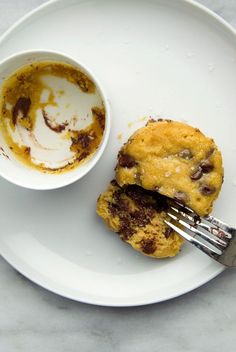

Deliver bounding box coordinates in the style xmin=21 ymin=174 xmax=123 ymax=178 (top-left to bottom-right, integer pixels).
xmin=205 ymin=215 xmax=235 ymax=235
xmin=218 ymin=239 xmax=236 ymax=266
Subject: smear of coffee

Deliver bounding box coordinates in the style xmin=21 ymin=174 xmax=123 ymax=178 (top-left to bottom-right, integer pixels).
xmin=42 ymin=109 xmax=68 ymax=133
xmin=12 ymin=97 xmax=31 ymax=125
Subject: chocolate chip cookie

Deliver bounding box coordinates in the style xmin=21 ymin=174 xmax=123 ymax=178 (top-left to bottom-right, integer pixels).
xmin=115 ymin=119 xmax=223 ymax=216
xmin=97 ymin=180 xmax=184 ymax=258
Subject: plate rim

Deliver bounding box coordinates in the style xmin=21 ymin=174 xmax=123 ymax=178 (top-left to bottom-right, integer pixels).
xmin=0 ymin=0 xmax=232 ymax=306
xmin=0 ymin=242 xmax=225 ymax=306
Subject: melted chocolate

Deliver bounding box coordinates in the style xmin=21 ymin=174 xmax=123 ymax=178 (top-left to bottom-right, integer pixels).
xmin=107 ymin=183 xmax=169 ymax=242
xmin=131 ymin=210 xmax=152 ymax=227
xmin=119 ymin=222 xmax=135 ymax=240
xmin=140 ymin=238 xmax=156 ymax=254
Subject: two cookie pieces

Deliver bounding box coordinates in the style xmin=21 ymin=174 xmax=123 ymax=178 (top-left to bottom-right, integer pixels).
xmin=97 ymin=119 xmax=224 ymax=258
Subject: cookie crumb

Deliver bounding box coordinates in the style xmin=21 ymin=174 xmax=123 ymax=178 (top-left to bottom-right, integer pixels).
xmin=117 ymin=133 xmax=123 ymax=140
xmin=138 ymin=116 xmax=148 ymax=122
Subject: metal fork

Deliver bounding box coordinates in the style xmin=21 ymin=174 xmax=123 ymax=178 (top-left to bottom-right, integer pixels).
xmin=164 ymin=201 xmax=236 ymax=266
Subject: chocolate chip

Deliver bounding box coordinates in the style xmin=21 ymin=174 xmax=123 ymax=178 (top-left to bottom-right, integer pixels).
xmin=174 ymin=191 xmax=188 ymax=204
xmin=179 ymin=149 xmax=193 ymax=160
xmin=164 ymin=227 xmax=173 ymax=239
xmin=140 ymin=238 xmax=156 ymax=254
xmin=119 ymin=213 xmax=137 ymax=240
xmin=156 ymin=118 xmax=172 ymax=123
xmin=147 ymin=118 xmax=156 ymax=124
xmin=200 ymin=160 xmax=214 ymax=173
xmin=110 ymin=179 xmax=118 ymax=186
xmin=118 ymin=152 xmax=136 ymax=168
xmin=190 ymin=167 xmax=203 ymax=180
xmin=190 ymin=159 xmax=214 ymax=181
xmin=119 ymin=223 xmax=135 ymax=240
xmin=199 ymin=185 xmax=216 ymax=196
xmin=12 ymin=97 xmax=31 ymax=125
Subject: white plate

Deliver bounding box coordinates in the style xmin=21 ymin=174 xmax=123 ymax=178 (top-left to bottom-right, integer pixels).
xmin=0 ymin=0 xmax=235 ymax=307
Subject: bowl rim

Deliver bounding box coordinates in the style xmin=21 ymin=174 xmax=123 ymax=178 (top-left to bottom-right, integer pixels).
xmin=0 ymin=49 xmax=111 ymax=190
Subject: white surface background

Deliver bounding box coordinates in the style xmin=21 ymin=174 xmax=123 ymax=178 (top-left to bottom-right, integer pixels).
xmin=0 ymin=0 xmax=236 ymax=351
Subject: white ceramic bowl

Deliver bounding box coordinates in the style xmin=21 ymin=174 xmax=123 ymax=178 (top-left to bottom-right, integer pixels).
xmin=0 ymin=50 xmax=110 ymax=190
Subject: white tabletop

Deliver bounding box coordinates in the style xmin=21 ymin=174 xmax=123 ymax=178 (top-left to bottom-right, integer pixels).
xmin=0 ymin=1 xmax=235 ymax=351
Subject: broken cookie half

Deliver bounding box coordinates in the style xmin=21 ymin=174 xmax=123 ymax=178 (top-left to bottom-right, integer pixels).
xmin=97 ymin=180 xmax=184 ymax=258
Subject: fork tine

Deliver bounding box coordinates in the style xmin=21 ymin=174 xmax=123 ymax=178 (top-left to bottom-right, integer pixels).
xmin=164 ymin=220 xmax=221 ymax=257
xmin=170 ymin=205 xmax=231 ymax=240
xmin=170 ymin=205 xmax=198 ymax=223
xmin=172 ymin=200 xmax=195 ymax=213
xmin=167 ymin=211 xmax=227 ymax=249
xmin=171 ymin=203 xmax=232 ymax=238
xmin=169 ymin=206 xmax=229 ymax=246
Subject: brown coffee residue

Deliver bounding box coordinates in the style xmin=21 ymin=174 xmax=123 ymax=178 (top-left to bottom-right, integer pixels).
xmin=0 ymin=61 xmax=105 ymax=173
xmin=12 ymin=97 xmax=31 ymax=126
xmin=42 ymin=109 xmax=68 ymax=133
